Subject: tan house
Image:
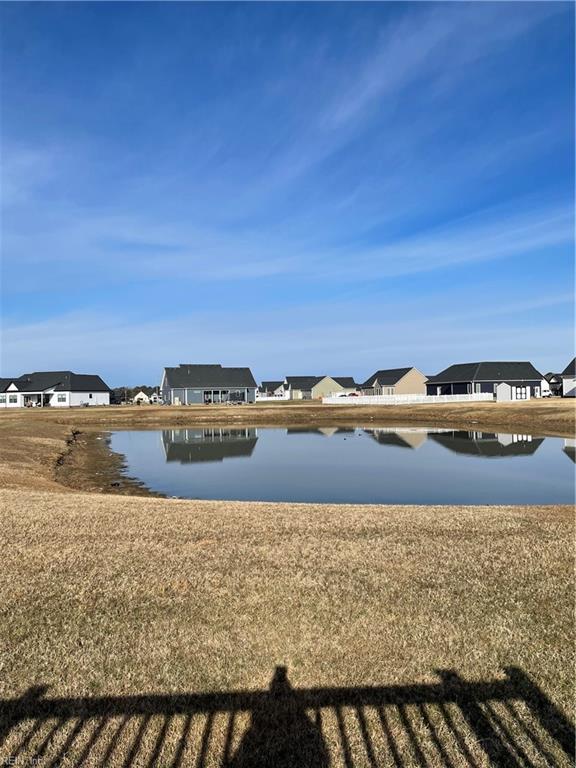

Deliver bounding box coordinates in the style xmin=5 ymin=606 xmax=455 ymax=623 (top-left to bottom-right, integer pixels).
xmin=284 ymin=376 xmax=357 ymax=399
xmin=360 ymin=367 xmax=427 ymax=396
xmin=311 ymin=376 xmax=357 ymax=399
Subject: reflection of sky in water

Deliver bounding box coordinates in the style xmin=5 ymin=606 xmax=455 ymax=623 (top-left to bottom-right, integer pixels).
xmin=110 ymin=427 xmax=575 ymax=505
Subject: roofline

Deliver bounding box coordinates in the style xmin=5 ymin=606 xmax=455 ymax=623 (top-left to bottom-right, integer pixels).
xmin=428 ymin=377 xmax=543 ymax=383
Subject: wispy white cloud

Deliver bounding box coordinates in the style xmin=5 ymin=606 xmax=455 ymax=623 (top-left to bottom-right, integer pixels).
xmin=2 ymin=288 xmax=572 ymax=384
xmin=3 ymin=196 xmax=572 ymax=298
xmin=0 ymin=144 xmax=60 ymax=207
xmin=323 ymin=203 xmax=574 ymax=279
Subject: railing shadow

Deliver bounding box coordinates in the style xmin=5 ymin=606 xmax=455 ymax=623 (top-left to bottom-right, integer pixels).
xmin=0 ymin=666 xmax=573 ymax=767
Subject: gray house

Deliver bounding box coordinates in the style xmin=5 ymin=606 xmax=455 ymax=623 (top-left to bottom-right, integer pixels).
xmin=426 ymin=362 xmax=544 ymax=397
xmin=162 ymin=427 xmax=258 ymax=462
xmin=161 ymin=364 xmax=257 ymax=405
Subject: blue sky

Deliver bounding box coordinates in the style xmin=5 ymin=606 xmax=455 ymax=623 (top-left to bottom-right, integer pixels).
xmin=1 ymin=1 xmax=574 ymax=386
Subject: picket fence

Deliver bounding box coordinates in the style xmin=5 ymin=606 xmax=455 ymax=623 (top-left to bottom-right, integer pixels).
xmin=322 ymin=393 xmax=494 ymax=406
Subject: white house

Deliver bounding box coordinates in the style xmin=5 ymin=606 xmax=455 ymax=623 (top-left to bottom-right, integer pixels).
xmin=561 ymin=358 xmax=575 ymax=397
xmin=133 ymin=390 xmax=151 ymax=405
xmin=256 ymin=381 xmax=288 ymax=400
xmin=0 ymin=371 xmax=111 ymax=408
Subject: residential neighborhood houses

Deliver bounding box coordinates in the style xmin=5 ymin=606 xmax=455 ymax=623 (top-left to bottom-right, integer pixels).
xmin=0 ymin=371 xmax=111 ymax=408
xmin=161 ymin=364 xmax=257 ymax=405
xmin=360 ymin=367 xmax=427 ymax=396
xmin=132 ymin=389 xmax=162 ymax=405
xmin=0 ymin=359 xmax=574 ymax=408
xmin=425 ymin=361 xmax=548 ymax=399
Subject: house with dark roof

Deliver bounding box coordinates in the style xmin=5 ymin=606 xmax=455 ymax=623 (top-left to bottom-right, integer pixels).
xmin=257 ymin=380 xmax=286 ymax=398
xmin=161 ymin=427 xmax=258 ymax=463
xmin=543 ymin=372 xmax=563 ymax=397
xmin=284 ymin=376 xmax=323 ymax=400
xmin=311 ymin=376 xmax=358 ymax=399
xmin=161 ymin=364 xmax=257 ymax=405
xmin=561 ymin=358 xmax=575 ymax=397
xmin=364 ymin=428 xmax=428 ymax=450
xmin=425 ymin=362 xmax=544 ymax=398
xmin=429 ymin=430 xmax=544 ymax=458
xmin=360 ymin=368 xmax=427 ymax=396
xmin=283 ymin=375 xmax=357 ymax=399
xmin=0 ymin=371 xmax=110 ymax=408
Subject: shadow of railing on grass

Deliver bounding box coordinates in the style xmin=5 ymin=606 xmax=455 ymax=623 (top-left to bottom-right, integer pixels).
xmin=0 ymin=666 xmax=573 ymax=767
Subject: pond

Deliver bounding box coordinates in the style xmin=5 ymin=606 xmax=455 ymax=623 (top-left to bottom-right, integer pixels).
xmin=110 ymin=426 xmax=575 ymax=504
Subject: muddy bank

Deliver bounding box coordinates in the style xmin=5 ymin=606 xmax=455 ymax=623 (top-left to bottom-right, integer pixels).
xmin=55 ymin=429 xmax=163 ymax=496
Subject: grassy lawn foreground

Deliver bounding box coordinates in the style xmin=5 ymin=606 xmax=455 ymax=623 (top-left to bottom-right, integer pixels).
xmin=0 ymin=489 xmax=573 ymax=766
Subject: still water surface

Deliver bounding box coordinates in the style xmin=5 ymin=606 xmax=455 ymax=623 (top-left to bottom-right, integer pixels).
xmin=110 ymin=426 xmax=574 ymax=504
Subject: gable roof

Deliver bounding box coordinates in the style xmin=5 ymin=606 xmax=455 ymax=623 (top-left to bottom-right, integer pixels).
xmin=2 ymin=371 xmax=110 ymax=392
xmin=285 ymin=376 xmax=323 ymax=390
xmin=360 ymin=367 xmax=413 ymax=388
xmin=426 ymin=362 xmax=543 ymax=384
xmin=330 ymin=377 xmax=357 ymax=388
xmin=259 ymin=380 xmax=284 ymax=392
xmin=164 ymin=364 xmax=256 ymax=389
xmin=561 ymin=358 xmax=576 ymax=377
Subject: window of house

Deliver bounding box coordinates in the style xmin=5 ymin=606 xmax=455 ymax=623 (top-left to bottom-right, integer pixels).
xmin=89 ymin=393 xmax=93 ymax=399
xmin=386 ymin=387 xmax=394 ymax=395
xmin=475 ymin=383 xmax=481 ymax=393
xmin=9 ymin=395 xmax=17 ymax=404
xmin=0 ymin=396 xmax=5 ymax=403
xmin=57 ymin=394 xmax=66 ymax=402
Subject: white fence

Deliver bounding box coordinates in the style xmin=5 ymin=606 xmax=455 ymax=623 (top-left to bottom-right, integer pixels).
xmin=322 ymin=393 xmax=494 ymax=406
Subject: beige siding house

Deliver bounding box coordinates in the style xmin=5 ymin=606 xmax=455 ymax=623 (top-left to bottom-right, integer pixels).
xmin=311 ymin=376 xmax=357 ymax=399
xmin=360 ymin=367 xmax=427 ymax=395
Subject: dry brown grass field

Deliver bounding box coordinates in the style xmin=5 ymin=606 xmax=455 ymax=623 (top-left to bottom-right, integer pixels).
xmin=0 ymin=401 xmax=574 ymax=766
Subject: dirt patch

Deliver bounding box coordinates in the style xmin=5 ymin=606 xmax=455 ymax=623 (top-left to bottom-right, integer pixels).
xmin=54 ymin=430 xmax=163 ymax=496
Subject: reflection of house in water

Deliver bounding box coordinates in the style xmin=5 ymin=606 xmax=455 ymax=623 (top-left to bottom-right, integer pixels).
xmin=162 ymin=428 xmax=258 ymax=464
xmin=563 ymin=438 xmax=575 ymax=464
xmin=364 ymin=428 xmax=429 ymax=450
xmin=429 ymin=430 xmax=543 ymax=458
xmin=286 ymin=428 xmax=355 ymax=437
